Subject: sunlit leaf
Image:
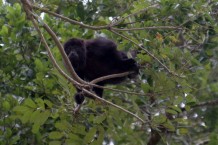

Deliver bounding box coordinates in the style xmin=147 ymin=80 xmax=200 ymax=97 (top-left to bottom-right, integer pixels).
xmin=84 ymin=127 xmax=97 ymax=144
xmin=49 ymin=131 xmax=64 ymax=139
xmin=177 ymin=128 xmax=188 ymax=135
xmin=24 ymin=98 xmax=37 ymax=109
xmin=94 ymin=114 xmax=106 ymax=124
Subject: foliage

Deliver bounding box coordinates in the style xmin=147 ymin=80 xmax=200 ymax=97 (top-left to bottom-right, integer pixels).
xmin=0 ymin=0 xmax=218 ymax=144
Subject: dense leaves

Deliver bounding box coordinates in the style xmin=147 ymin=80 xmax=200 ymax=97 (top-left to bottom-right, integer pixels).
xmin=0 ymin=0 xmax=218 ymax=144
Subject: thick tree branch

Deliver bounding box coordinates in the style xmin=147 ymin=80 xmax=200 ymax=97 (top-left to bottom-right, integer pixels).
xmin=90 ymin=72 xmax=131 ymax=84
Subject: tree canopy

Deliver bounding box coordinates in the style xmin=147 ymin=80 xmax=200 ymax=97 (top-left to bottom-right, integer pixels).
xmin=0 ymin=0 xmax=218 ymax=144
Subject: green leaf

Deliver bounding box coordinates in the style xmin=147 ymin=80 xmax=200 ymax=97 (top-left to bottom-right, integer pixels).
xmin=163 ymin=121 xmax=175 ymax=132
xmin=34 ymin=59 xmax=45 ymax=72
xmin=76 ymin=2 xmax=85 ymax=20
xmin=11 ymin=136 xmax=20 ymax=144
xmin=13 ymin=3 xmax=21 ymax=14
xmin=13 ymin=106 xmax=31 ymax=113
xmin=186 ymin=95 xmax=197 ymax=105
xmin=185 ymin=105 xmax=191 ymax=111
xmin=84 ymin=127 xmax=97 ymax=144
xmin=49 ymin=131 xmax=64 ymax=139
xmin=55 ymin=121 xmax=72 ymax=131
xmin=29 ymin=110 xmax=41 ymax=123
xmin=74 ymin=125 xmax=86 ymax=135
xmin=94 ymin=114 xmax=106 ymax=124
xmin=68 ymin=133 xmax=81 ymax=141
xmin=141 ymin=83 xmax=151 ymax=93
xmin=153 ymin=115 xmax=167 ymax=124
xmin=49 ymin=141 xmax=61 ymax=145
xmin=173 ymin=96 xmax=184 ymax=105
xmin=5 ymin=128 xmax=12 ymax=138
xmin=2 ymin=101 xmax=11 ymax=111
xmin=169 ymin=105 xmax=182 ymax=113
xmin=174 ymin=118 xmax=188 ymax=124
xmin=32 ymin=123 xmax=40 ymax=134
xmin=44 ymin=100 xmax=53 ymax=108
xmin=35 ymin=98 xmax=45 ymax=110
xmin=137 ymin=54 xmax=151 ymax=63
xmin=24 ymin=98 xmax=37 ymax=109
xmin=177 ymin=128 xmax=188 ymax=135
xmin=95 ymin=126 xmax=104 ymax=144
xmin=0 ymin=25 xmax=8 ymax=36
xmin=38 ymin=110 xmax=50 ymax=125
xmin=21 ymin=110 xmax=33 ymax=124
xmin=166 ymin=109 xmax=178 ymax=115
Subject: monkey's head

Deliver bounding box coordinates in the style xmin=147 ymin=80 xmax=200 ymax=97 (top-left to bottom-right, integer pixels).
xmin=64 ymin=38 xmax=85 ymax=57
xmin=63 ymin=38 xmax=86 ymax=71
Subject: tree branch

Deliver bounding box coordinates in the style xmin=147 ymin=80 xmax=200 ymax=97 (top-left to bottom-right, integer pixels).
xmin=112 ymin=4 xmax=159 ymax=26
xmin=192 ymin=98 xmax=218 ymax=108
xmin=32 ymin=5 xmax=109 ymax=30
xmin=90 ymin=72 xmax=131 ymax=84
xmin=112 ymin=26 xmax=181 ymax=31
xmin=82 ymin=88 xmax=146 ymax=124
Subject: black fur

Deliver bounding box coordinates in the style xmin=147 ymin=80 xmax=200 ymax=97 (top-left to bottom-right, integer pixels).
xmin=64 ymin=37 xmax=139 ymax=104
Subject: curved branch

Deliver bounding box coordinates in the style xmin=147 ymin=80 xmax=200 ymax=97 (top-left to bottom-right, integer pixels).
xmin=90 ymin=72 xmax=131 ymax=84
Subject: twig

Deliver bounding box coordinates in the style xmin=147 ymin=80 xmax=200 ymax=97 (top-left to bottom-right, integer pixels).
xmin=192 ymin=98 xmax=218 ymax=108
xmin=110 ymin=29 xmax=185 ymax=78
xmin=92 ymin=84 xmax=155 ymax=97
xmin=113 ymin=26 xmax=182 ymax=31
xmin=82 ymin=89 xmax=146 ymax=124
xmin=31 ymin=4 xmax=180 ymax=33
xmin=32 ymin=5 xmax=108 ymax=30
xmin=112 ymin=4 xmax=159 ymax=26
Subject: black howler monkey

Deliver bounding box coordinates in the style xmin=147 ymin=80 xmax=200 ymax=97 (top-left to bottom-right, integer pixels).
xmin=64 ymin=37 xmax=139 ymax=104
